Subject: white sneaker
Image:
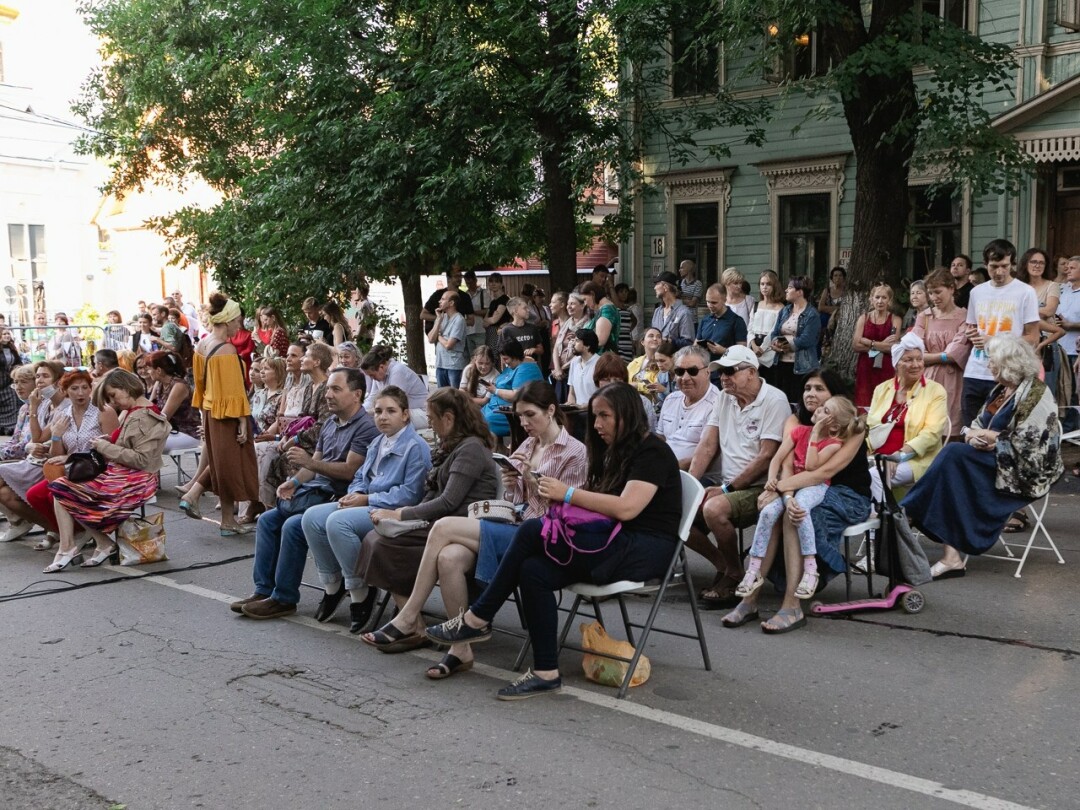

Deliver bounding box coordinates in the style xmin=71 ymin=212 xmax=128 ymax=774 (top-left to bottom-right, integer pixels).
xmin=0 ymin=520 xmax=32 ymax=542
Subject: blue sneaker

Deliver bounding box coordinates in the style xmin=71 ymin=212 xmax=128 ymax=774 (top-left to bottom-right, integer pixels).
xmin=496 ymin=670 xmax=562 ymax=701
xmin=424 ymin=611 xmax=492 ymax=645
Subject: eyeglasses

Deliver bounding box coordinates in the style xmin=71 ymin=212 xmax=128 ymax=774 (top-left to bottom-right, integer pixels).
xmin=672 ymin=366 xmax=705 ymax=377
xmin=718 ymin=364 xmax=753 ymax=376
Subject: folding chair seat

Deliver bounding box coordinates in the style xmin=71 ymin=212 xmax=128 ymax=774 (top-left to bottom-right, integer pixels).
xmin=165 ymin=446 xmax=201 ymax=485
xmin=550 ymin=471 xmax=710 ymax=699
xmin=981 ymin=493 xmax=1065 ymax=578
xmin=840 ymin=517 xmax=880 ymax=598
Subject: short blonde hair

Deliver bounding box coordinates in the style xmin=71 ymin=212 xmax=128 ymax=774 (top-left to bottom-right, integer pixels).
xmin=721 ymin=268 xmax=744 ymax=287
xmin=11 ymin=365 xmax=34 ymax=384
xmin=870 ymin=282 xmax=895 ymax=303
xmin=117 ymin=350 xmax=137 ymax=372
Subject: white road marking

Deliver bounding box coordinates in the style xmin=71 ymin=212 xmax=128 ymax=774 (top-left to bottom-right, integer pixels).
xmin=138 ymin=573 xmax=1037 ymax=810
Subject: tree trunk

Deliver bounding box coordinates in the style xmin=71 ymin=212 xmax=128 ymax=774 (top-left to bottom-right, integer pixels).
xmin=541 ymin=145 xmax=580 ymax=294
xmin=401 ymin=271 xmax=428 ymax=375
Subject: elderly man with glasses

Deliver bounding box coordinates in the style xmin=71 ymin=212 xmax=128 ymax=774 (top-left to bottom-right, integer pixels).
xmin=688 ymin=345 xmax=790 ymax=610
xmin=656 ymin=345 xmax=721 ymax=471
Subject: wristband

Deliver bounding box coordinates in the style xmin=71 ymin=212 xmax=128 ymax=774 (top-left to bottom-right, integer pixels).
xmin=940 ymin=352 xmax=948 ymax=365
xmin=50 ymin=437 xmax=62 ymax=442
xmin=290 ymin=476 xmax=301 ymax=489
xmin=564 ymin=486 xmax=575 ymax=504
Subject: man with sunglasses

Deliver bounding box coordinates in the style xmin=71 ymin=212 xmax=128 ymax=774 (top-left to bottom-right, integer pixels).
xmin=656 ymin=345 xmax=721 ymax=472
xmin=688 ymin=346 xmax=790 ymax=609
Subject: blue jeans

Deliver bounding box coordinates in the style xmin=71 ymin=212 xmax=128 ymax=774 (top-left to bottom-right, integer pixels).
xmin=436 ymin=367 xmax=463 ymax=389
xmin=809 ymin=485 xmax=872 ymax=576
xmin=301 ymin=502 xmax=375 ymax=591
xmin=253 ymin=501 xmax=327 ymax=605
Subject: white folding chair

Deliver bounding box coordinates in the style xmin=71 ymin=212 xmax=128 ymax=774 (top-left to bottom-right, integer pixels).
xmin=982 ymin=492 xmax=1065 ymax=578
xmin=552 ymin=471 xmax=710 ymax=699
xmin=165 ymin=446 xmax=201 ymax=484
xmin=841 ymin=517 xmax=881 ymax=597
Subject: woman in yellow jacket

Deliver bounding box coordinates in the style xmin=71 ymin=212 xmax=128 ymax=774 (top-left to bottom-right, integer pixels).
xmin=866 ymin=332 xmax=948 ymax=499
xmin=178 ymin=293 xmax=259 ymax=535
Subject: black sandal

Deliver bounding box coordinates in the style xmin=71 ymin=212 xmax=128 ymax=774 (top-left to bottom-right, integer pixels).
xmin=1003 ymin=511 xmax=1030 ymax=534
xmin=425 ymin=653 xmax=474 ymax=680
xmin=360 ymin=621 xmax=429 ymax=653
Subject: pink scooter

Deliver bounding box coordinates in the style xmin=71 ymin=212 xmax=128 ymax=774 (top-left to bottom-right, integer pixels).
xmin=810 ymin=454 xmax=926 ymax=617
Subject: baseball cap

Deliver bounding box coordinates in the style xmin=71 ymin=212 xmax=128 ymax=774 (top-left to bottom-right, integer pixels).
xmin=709 ymin=345 xmax=759 ymax=371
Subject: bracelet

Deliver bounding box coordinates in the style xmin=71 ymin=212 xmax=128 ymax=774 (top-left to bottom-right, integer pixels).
xmin=290 ymin=476 xmax=301 ymax=489
xmin=564 ymin=486 xmax=575 ymax=504
xmin=50 ymin=437 xmax=62 ymax=442
xmin=940 ymin=352 xmax=948 ymax=365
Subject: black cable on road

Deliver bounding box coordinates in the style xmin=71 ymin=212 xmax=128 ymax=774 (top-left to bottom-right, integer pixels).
xmin=0 ymin=553 xmax=254 ymax=605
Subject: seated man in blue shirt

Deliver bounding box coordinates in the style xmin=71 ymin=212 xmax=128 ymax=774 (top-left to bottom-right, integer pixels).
xmin=231 ymin=368 xmax=380 ymax=620
xmin=696 ymin=283 xmax=747 ymax=385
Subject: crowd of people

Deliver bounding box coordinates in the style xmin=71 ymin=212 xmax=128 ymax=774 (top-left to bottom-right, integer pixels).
xmin=0 ymin=239 xmax=1071 ymax=701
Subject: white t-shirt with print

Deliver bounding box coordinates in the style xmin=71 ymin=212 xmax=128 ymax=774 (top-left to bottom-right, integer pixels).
xmin=963 ymin=279 xmax=1039 ymax=381
xmin=706 ymin=381 xmax=790 ymax=485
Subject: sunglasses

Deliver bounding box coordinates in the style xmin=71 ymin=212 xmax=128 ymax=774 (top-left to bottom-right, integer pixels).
xmin=719 ymin=364 xmax=753 ymax=376
xmin=672 ymin=366 xmax=705 ymax=377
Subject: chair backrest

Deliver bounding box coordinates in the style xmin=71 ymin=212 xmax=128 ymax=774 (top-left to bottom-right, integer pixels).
xmin=677 ymin=470 xmax=706 ymax=544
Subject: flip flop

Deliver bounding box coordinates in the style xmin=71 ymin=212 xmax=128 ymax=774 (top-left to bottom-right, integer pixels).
xmin=425 ymin=653 xmax=474 ymax=680
xmin=361 ymin=621 xmax=431 ymax=654
xmin=761 ymin=608 xmax=807 ymax=635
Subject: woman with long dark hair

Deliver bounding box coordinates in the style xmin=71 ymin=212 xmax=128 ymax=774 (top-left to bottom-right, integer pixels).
xmin=424 ymin=382 xmax=682 ymax=700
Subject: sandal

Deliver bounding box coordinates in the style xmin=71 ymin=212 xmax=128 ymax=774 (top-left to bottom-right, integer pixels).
xmin=425 ymin=653 xmax=474 ymax=680
xmin=361 ymin=621 xmax=430 ymax=654
xmin=761 ymin=608 xmax=807 ymax=635
xmin=720 ymin=601 xmax=759 ymax=628
xmin=734 ymin=570 xmax=765 ymax=599
xmin=794 ymin=570 xmax=820 ymax=600
xmin=1003 ymin=511 xmax=1029 ymax=534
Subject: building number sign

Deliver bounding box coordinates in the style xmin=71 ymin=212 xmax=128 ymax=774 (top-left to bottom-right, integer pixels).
xmin=651 ymin=236 xmax=665 ymax=258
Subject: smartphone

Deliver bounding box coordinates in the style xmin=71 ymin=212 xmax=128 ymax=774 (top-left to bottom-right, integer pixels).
xmin=492 ymin=453 xmax=518 ymax=472
xmin=530 ymin=470 xmax=543 ymax=480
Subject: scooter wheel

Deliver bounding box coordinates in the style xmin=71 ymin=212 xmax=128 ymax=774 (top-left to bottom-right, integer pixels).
xmin=900 ymin=590 xmax=925 ymax=614
xmin=808 ymin=600 xmax=824 ymax=615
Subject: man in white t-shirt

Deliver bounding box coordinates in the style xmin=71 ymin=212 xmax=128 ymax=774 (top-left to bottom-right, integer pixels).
xmin=567 ymin=328 xmax=600 ymax=405
xmin=656 ymin=344 xmax=721 ymax=472
xmin=688 ymin=345 xmax=790 ymax=608
xmin=961 ymin=238 xmax=1040 ymax=426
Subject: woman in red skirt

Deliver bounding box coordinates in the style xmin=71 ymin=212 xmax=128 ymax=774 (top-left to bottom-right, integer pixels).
xmin=44 ymin=369 xmax=171 ymax=572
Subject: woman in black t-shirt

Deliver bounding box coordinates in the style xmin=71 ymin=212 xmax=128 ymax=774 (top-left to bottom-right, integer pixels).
xmin=425 ymin=382 xmax=681 ymax=699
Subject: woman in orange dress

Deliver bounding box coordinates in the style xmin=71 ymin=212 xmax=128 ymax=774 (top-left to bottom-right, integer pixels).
xmin=178 ymin=293 xmax=259 ymax=536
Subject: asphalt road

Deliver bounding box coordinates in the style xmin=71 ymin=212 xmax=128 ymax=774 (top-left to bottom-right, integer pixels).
xmin=0 ymin=467 xmax=1077 ymax=810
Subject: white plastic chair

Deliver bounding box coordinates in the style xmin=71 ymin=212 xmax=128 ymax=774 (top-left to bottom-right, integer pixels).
xmin=551 ymin=470 xmax=710 ymax=699
xmin=165 ymin=446 xmax=201 ymax=484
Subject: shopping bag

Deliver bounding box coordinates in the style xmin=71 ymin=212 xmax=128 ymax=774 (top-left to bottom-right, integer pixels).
xmin=580 ymin=621 xmax=651 ymax=688
xmin=116 ymin=512 xmax=168 ymax=566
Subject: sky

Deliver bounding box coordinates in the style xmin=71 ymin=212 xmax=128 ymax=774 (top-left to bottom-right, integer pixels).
xmin=4 ymin=0 xmax=100 ymax=119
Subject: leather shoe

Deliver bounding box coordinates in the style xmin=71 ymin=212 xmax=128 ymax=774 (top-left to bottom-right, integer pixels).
xmin=314 ymin=584 xmax=346 ymax=623
xmin=241 ymin=598 xmax=297 ymax=620
xmin=230 ymin=593 xmax=271 ymax=614
xmin=348 ymin=588 xmax=378 ymax=634
xmin=496 ymin=670 xmax=562 ymax=701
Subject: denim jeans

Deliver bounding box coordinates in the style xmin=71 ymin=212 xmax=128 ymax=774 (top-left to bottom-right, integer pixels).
xmin=809 ymin=485 xmax=873 ymax=576
xmin=961 ymin=377 xmax=997 ymax=429
xmin=254 ymin=501 xmax=328 ymax=605
xmin=436 ymin=367 xmax=463 ymax=389
xmin=300 ymin=502 xmax=375 ymax=592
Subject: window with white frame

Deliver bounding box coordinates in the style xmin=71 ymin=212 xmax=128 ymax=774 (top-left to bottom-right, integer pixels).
xmin=757 ymin=155 xmax=846 ymax=291
xmin=1058 ymin=0 xmax=1080 ymax=30
xmin=662 ymin=170 xmax=732 ymax=288
xmin=764 ymin=26 xmax=829 ymax=83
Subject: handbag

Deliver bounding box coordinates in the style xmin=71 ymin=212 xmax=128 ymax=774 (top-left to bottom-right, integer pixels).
xmin=373 ymin=518 xmax=430 ymax=538
xmin=867 ymin=421 xmax=895 ymax=451
xmin=282 ymin=415 xmax=316 ymax=439
xmin=541 ymin=502 xmax=622 ymax=566
xmin=116 ymin=512 xmax=168 ymax=566
xmin=466 ymin=499 xmax=518 ymax=524
xmin=64 ymin=450 xmax=107 ymax=483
